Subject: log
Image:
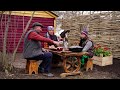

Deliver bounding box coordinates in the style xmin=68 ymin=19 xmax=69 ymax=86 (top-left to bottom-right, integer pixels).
xmin=60 ymin=71 xmax=83 ymax=78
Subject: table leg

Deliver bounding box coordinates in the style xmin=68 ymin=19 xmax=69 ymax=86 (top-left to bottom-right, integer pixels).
xmin=73 ymin=56 xmax=81 ymax=72
xmin=60 ymin=56 xmax=83 ymax=78
xmin=63 ymin=57 xmax=71 ymax=73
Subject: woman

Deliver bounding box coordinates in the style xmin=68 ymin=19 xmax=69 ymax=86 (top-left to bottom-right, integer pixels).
xmin=44 ymin=26 xmax=58 ymax=47
xmin=79 ymin=28 xmax=94 ymax=66
xmin=44 ymin=26 xmax=62 ymax=67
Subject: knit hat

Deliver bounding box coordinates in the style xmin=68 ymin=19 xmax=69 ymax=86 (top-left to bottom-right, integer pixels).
xmin=81 ymin=28 xmax=88 ymax=36
xmin=47 ymin=26 xmax=54 ymax=31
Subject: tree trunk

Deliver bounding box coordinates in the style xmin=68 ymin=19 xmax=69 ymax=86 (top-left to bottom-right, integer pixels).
xmin=0 ymin=11 xmax=5 ymax=62
xmin=2 ymin=11 xmax=12 ymax=69
xmin=23 ymin=11 xmax=25 ymax=31
xmin=12 ymin=11 xmax=35 ymax=61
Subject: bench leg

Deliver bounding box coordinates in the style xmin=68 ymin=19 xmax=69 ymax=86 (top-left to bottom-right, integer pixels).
xmin=34 ymin=62 xmax=38 ymax=74
xmin=25 ymin=60 xmax=30 ymax=74
xmin=28 ymin=60 xmax=38 ymax=75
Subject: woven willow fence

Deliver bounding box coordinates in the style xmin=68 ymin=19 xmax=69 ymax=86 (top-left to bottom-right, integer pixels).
xmin=61 ymin=12 xmax=120 ymax=59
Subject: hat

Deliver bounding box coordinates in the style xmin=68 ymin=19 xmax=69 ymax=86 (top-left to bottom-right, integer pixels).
xmin=47 ymin=26 xmax=54 ymax=30
xmin=32 ymin=22 xmax=44 ymax=28
xmin=81 ymin=28 xmax=88 ymax=36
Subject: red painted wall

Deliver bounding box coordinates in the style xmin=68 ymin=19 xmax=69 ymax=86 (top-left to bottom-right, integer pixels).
xmin=0 ymin=14 xmax=55 ymax=53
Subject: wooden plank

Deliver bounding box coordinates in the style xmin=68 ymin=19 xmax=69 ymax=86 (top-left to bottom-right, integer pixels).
xmin=93 ymin=55 xmax=113 ymax=66
xmin=4 ymin=11 xmax=56 ymax=18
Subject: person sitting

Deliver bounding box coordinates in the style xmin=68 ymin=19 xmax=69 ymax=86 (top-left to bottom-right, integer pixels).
xmin=23 ymin=22 xmax=60 ymax=77
xmin=79 ymin=28 xmax=94 ymax=67
xmin=44 ymin=26 xmax=58 ymax=47
xmin=44 ymin=26 xmax=62 ymax=67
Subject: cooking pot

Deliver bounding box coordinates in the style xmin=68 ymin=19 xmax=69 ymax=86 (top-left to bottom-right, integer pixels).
xmin=69 ymin=46 xmax=83 ymax=52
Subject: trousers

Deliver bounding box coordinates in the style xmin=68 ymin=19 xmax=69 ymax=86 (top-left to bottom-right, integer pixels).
xmin=26 ymin=52 xmax=53 ymax=73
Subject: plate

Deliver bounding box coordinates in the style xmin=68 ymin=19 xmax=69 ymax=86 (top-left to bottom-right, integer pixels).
xmin=69 ymin=46 xmax=83 ymax=48
xmin=49 ymin=48 xmax=57 ymax=51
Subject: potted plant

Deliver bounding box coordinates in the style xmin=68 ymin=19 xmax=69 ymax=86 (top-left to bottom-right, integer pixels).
xmin=93 ymin=44 xmax=113 ymax=66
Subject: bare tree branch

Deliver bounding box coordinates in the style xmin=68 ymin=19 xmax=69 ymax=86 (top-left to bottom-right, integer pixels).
xmin=12 ymin=11 xmax=35 ymax=61
xmin=2 ymin=11 xmax=12 ymax=68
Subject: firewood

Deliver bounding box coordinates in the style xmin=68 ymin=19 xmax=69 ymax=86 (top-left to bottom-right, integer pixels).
xmin=60 ymin=71 xmax=83 ymax=78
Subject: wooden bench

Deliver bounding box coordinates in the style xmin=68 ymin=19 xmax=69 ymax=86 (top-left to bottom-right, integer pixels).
xmin=26 ymin=60 xmax=39 ymax=75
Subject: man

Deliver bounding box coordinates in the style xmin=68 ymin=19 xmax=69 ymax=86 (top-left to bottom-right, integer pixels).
xmin=23 ymin=22 xmax=60 ymax=77
xmin=79 ymin=28 xmax=94 ymax=66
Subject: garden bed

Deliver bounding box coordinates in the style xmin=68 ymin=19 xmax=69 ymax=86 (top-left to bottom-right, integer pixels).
xmin=93 ymin=55 xmax=113 ymax=66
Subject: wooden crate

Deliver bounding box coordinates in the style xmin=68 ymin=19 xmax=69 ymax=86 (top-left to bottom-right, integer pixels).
xmin=93 ymin=55 xmax=113 ymax=66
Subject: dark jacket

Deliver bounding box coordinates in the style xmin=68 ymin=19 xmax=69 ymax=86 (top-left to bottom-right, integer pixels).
xmin=79 ymin=38 xmax=94 ymax=58
xmin=44 ymin=33 xmax=58 ymax=47
xmin=60 ymin=30 xmax=70 ymax=38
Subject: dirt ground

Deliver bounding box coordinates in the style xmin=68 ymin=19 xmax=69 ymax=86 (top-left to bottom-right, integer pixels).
xmin=0 ymin=58 xmax=120 ymax=79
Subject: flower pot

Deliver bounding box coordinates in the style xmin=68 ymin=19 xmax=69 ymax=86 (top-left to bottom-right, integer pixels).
xmin=93 ymin=55 xmax=113 ymax=66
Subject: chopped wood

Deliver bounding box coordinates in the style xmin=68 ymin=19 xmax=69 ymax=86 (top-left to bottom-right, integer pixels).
xmin=60 ymin=71 xmax=83 ymax=78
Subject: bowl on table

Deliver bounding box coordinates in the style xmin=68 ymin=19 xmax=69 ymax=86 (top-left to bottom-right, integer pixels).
xmin=68 ymin=46 xmax=83 ymax=52
xmin=57 ymin=47 xmax=63 ymax=51
xmin=49 ymin=45 xmax=57 ymax=50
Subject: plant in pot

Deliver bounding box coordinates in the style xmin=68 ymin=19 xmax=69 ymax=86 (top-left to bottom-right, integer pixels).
xmin=93 ymin=44 xmax=113 ymax=66
xmin=94 ymin=44 xmax=112 ymax=57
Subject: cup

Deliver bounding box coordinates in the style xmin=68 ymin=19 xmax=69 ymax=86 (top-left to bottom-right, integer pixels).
xmin=59 ymin=41 xmax=63 ymax=47
xmin=57 ymin=47 xmax=63 ymax=51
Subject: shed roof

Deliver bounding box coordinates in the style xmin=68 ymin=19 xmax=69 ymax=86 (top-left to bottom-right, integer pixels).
xmin=46 ymin=11 xmax=59 ymax=17
xmin=0 ymin=11 xmax=59 ymax=18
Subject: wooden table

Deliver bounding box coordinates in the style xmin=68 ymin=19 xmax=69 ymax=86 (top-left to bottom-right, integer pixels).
xmin=47 ymin=49 xmax=88 ymax=77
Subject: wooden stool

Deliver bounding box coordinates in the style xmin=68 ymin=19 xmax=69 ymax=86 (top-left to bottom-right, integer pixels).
xmin=26 ymin=60 xmax=38 ymax=75
xmin=85 ymin=58 xmax=94 ymax=71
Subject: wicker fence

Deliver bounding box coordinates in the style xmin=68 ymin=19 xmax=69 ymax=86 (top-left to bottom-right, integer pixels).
xmin=61 ymin=12 xmax=120 ymax=59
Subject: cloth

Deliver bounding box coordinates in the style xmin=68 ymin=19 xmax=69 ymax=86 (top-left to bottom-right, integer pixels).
xmin=28 ymin=31 xmax=54 ymax=43
xmin=47 ymin=26 xmax=54 ymax=31
xmin=52 ymin=53 xmax=62 ymax=64
xmin=79 ymin=38 xmax=94 ymax=58
xmin=60 ymin=30 xmax=70 ymax=38
xmin=45 ymin=33 xmax=58 ymax=47
xmin=82 ymin=41 xmax=93 ymax=52
xmin=32 ymin=22 xmax=43 ymax=28
xmin=81 ymin=55 xmax=89 ymax=66
xmin=81 ymin=27 xmax=88 ymax=37
xmin=23 ymin=30 xmax=43 ymax=58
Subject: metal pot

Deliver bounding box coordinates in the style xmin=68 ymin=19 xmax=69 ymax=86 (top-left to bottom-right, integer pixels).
xmin=69 ymin=46 xmax=83 ymax=52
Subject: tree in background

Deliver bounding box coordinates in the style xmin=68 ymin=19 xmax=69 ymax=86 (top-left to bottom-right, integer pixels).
xmin=0 ymin=11 xmax=35 ymax=75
